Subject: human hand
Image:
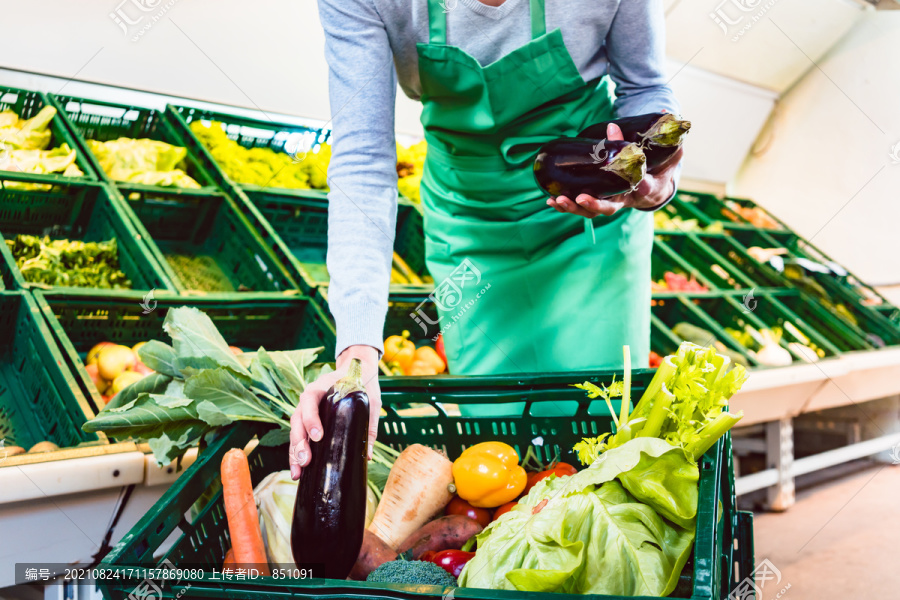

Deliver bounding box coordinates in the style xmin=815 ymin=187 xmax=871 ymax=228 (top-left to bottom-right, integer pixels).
xmin=546 ymin=123 xmax=683 ymax=217
xmin=289 ymin=344 xmax=381 ymax=480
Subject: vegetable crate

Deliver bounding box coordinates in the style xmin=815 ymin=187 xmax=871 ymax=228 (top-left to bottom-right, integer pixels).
xmin=0 ymin=85 xmax=98 ymax=184
xmin=49 ymin=94 xmax=221 ymax=195
xmin=167 ymin=104 xmax=331 ymax=199
xmin=111 ymin=186 xmax=301 ymax=295
xmin=243 ymin=189 xmax=430 ymax=292
xmin=315 ymin=287 xmax=441 ymax=375
xmin=168 ymin=104 xmax=431 ymax=292
xmin=0 ymin=291 xmax=102 ymax=452
xmin=95 ymin=372 xmax=753 ymax=600
xmin=34 ymin=290 xmax=336 ymax=412
xmin=0 ymin=176 xmax=173 ymax=293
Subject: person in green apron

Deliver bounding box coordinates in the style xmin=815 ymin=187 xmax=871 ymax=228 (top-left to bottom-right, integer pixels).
xmin=291 ymin=0 xmax=682 ymax=479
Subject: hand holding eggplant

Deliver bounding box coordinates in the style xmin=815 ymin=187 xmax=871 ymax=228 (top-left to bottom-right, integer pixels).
xmin=289 ymin=344 xmax=382 ymax=480
xmin=547 ymin=122 xmax=683 ymax=218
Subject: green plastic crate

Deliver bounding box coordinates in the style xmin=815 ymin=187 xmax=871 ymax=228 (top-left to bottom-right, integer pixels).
xmin=651 ymin=296 xmax=757 ymax=367
xmin=95 ymin=372 xmax=753 ymax=600
xmin=114 ymin=186 xmax=300 ymax=295
xmin=0 ymin=86 xmax=98 ymax=184
xmin=167 ymin=104 xmax=331 ymax=197
xmin=0 ymin=292 xmax=101 ymax=451
xmin=244 ymin=190 xmax=430 ymax=291
xmin=652 ymin=237 xmax=726 ymax=293
xmin=0 ymin=177 xmax=173 ymax=292
xmin=657 ymin=233 xmax=757 ymax=291
xmin=50 ymin=94 xmax=220 ymax=195
xmin=34 ymin=290 xmax=336 ymax=412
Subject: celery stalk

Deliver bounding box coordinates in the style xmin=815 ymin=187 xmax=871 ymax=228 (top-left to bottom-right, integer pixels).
xmin=636 ymin=383 xmax=675 ymax=440
xmin=684 ymin=411 xmax=743 ymax=460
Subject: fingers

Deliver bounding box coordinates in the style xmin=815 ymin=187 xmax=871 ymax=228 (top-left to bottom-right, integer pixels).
xmin=548 ymin=196 xmax=601 ymax=218
xmin=366 ymin=382 xmax=382 ymax=461
xmin=606 ymin=123 xmax=624 ymax=141
xmin=289 ymin=372 xmax=337 ymax=480
xmin=575 ymin=194 xmax=624 ymax=217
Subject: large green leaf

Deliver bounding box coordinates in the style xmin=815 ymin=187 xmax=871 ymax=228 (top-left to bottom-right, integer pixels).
xmin=183 ymin=368 xmax=281 ymax=426
xmin=163 ymin=307 xmax=250 ymax=379
xmin=82 ymin=391 xmax=203 ymax=438
xmin=460 ymin=476 xmax=694 ymax=596
xmin=138 ymin=340 xmax=179 ymax=378
xmin=459 ymin=438 xmax=698 ymax=596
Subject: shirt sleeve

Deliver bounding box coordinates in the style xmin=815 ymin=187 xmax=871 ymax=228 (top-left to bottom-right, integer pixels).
xmin=318 ymin=0 xmax=399 ymax=358
xmin=606 ymin=0 xmax=682 ymax=210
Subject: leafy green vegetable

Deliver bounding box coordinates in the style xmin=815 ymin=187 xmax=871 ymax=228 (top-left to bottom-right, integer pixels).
xmin=5 ymin=235 xmax=132 ymax=289
xmin=86 ymin=137 xmax=200 ymax=188
xmin=460 ymin=438 xmax=697 ymax=596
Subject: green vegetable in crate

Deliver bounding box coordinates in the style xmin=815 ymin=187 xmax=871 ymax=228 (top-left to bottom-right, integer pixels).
xmin=396 ymin=140 xmax=426 ymax=202
xmin=366 ymin=559 xmax=457 ymax=587
xmin=189 ymin=120 xmax=328 ymax=190
xmin=460 ymin=343 xmax=746 ymax=596
xmin=6 ymin=235 xmax=132 ymax=289
xmin=0 ymin=106 xmax=85 ymax=184
xmin=86 ymin=138 xmax=200 ymax=188
xmin=671 ymin=322 xmax=749 ymax=367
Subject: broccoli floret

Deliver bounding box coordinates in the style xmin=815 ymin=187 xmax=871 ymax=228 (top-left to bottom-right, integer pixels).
xmin=366 ymin=560 xmax=457 ymax=587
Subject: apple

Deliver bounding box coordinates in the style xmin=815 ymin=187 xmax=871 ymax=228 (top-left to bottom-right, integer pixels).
xmin=111 ymin=371 xmax=145 ymax=395
xmin=87 ymin=341 xmax=114 ymax=366
xmin=132 ymin=341 xmax=147 ymax=355
xmin=84 ymin=363 xmax=108 ymax=394
xmin=100 ymin=394 xmax=112 ymax=407
xmin=97 ymin=345 xmax=137 ymax=381
xmin=228 ymin=346 xmax=243 ymax=355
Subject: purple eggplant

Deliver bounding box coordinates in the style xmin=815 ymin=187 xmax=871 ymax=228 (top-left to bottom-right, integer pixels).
xmin=533 ymin=138 xmax=646 ymax=199
xmin=578 ymin=113 xmax=691 ymax=169
xmin=291 ymin=358 xmax=370 ymax=579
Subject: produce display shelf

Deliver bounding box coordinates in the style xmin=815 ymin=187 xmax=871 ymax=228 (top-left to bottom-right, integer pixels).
xmin=49 ymin=94 xmax=221 ymax=196
xmin=167 ymin=104 xmax=331 ymax=199
xmin=95 ymin=371 xmax=753 ymax=600
xmin=0 ymin=175 xmax=173 ymax=293
xmin=167 ymin=105 xmax=431 ymax=293
xmin=111 ymin=186 xmax=301 ymax=295
xmin=34 ymin=289 xmax=336 ymax=412
xmin=0 ymin=86 xmax=98 ymax=185
xmin=0 ymin=291 xmax=102 ymax=454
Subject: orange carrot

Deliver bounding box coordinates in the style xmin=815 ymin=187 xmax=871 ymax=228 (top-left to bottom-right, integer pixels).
xmin=221 ymin=449 xmax=270 ymax=576
xmin=222 ymin=548 xmax=236 ymax=572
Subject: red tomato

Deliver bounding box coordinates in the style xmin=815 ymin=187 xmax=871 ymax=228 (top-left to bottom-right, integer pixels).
xmin=445 ymin=496 xmax=492 ymax=528
xmin=491 ymin=501 xmax=517 ymax=521
xmin=523 ymin=463 xmax=578 ymax=494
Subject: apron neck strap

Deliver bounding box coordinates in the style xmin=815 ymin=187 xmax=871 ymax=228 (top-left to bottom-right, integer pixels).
xmin=426 ymin=0 xmax=547 ymax=45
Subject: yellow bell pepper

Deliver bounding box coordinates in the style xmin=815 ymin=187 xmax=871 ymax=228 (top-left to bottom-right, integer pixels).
xmin=451 ymin=442 xmax=527 ymax=508
xmin=383 ymin=331 xmax=415 ymax=374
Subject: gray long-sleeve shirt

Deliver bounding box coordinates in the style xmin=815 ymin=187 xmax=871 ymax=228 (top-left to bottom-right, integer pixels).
xmin=318 ymin=0 xmax=679 ymax=358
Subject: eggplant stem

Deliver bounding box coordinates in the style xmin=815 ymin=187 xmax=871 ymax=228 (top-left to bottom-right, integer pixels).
xmin=333 ymin=357 xmax=366 ymax=399
xmin=600 ymin=143 xmax=646 ymax=187
xmin=639 ymin=114 xmax=692 ymax=148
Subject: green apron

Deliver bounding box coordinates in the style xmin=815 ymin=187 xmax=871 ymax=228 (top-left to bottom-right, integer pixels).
xmin=417 ymin=0 xmax=652 ymax=378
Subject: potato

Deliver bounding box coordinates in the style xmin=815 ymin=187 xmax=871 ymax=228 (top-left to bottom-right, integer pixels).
xmin=28 ymin=441 xmax=60 ymax=454
xmin=350 ymin=530 xmax=397 ymax=580
xmin=397 ymin=515 xmax=483 ymax=560
xmin=2 ymin=445 xmax=26 ymax=458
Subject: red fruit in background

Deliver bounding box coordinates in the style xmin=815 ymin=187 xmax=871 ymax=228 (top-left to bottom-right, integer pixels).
xmin=434 ymin=334 xmax=447 ymax=365
xmin=524 ymin=463 xmax=578 ymax=495
xmin=492 ymin=501 xmax=517 ymax=521
xmin=228 ymin=346 xmax=243 ymax=355
xmin=133 ymin=361 xmax=154 ymax=375
xmin=445 ymin=496 xmax=492 ymax=528
xmin=428 ymin=550 xmax=475 ymax=578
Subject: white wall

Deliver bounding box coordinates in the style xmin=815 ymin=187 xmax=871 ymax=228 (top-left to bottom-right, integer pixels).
xmin=733 ymin=11 xmax=900 ymax=286
xmin=0 ymin=0 xmax=425 ymax=135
